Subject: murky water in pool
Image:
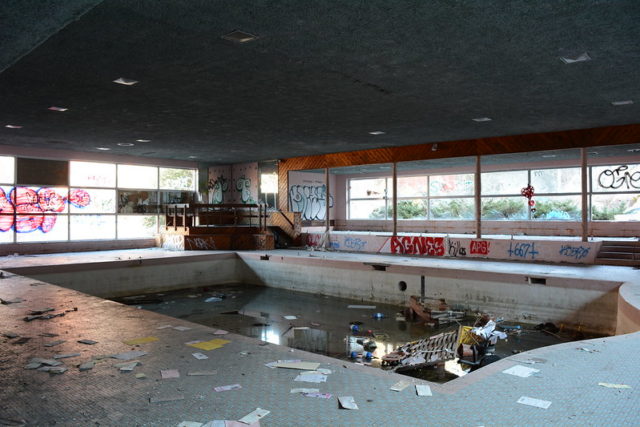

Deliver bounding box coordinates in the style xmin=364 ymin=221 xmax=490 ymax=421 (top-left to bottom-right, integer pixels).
xmin=114 ymin=284 xmax=591 ymax=383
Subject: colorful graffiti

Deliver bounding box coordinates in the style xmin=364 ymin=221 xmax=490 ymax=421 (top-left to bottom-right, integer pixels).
xmin=390 ymin=236 xmax=445 ymax=256
xmin=208 ymin=175 xmax=229 ymax=204
xmin=0 ymin=187 xmax=90 ymax=233
xmin=289 ymin=184 xmax=334 ymax=221
xmin=236 ymin=176 xmax=255 ymax=204
xmin=447 ymin=240 xmax=467 ymax=257
xmin=470 ymin=240 xmax=491 ymax=255
xmin=344 ymin=237 xmax=367 ymax=251
xmin=559 ymin=244 xmax=591 ymax=260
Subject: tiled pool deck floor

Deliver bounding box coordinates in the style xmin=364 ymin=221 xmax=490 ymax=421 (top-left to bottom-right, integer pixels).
xmin=0 ymin=249 xmax=639 ymax=426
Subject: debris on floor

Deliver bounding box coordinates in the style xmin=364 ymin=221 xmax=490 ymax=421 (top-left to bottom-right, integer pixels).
xmin=149 ymin=394 xmax=185 ymax=403
xmin=304 ymin=392 xmax=332 ymax=399
xmin=406 ymin=296 xmax=464 ymax=326
xmin=0 ymin=297 xmax=23 ymax=304
xmin=44 ymin=339 xmax=66 ymax=347
xmin=204 ymin=297 xmax=223 ymax=303
xmin=115 ymin=361 xmax=140 ymax=372
xmin=123 ymin=336 xmax=159 ymax=345
xmin=214 ymin=384 xmax=242 ymax=392
xmin=415 ymin=384 xmax=432 ymax=396
xmin=294 ymin=372 xmax=327 ymax=383
xmin=160 ymin=369 xmax=180 ymax=379
xmin=516 ymin=396 xmax=552 ymax=409
xmin=78 ymin=361 xmax=95 ymax=371
xmin=192 ymin=352 xmax=209 ymax=360
xmin=598 ymin=382 xmax=631 ymax=389
xmin=502 ymin=365 xmax=540 ymax=378
xmin=382 ymin=329 xmax=458 ymax=370
xmin=271 ymin=361 xmax=320 ymax=370
xmin=211 ymin=329 xmax=228 ymax=335
xmin=390 ymin=380 xmax=411 ymax=392
xmin=290 ymin=388 xmax=320 ymax=394
xmin=186 ymin=338 xmax=230 ymax=351
xmin=283 ymin=315 xmax=297 ymax=320
xmin=173 ymin=326 xmax=192 ymax=331
xmin=3 ymin=332 xmax=19 ymax=338
xmin=77 ymin=339 xmax=98 ymax=345
xmin=187 ymin=370 xmax=217 ymax=376
xmin=110 ymin=350 xmax=148 ymax=360
xmin=53 ymin=353 xmax=81 ymax=360
xmin=238 ymin=408 xmax=269 ymax=424
xmin=347 ymin=305 xmax=376 ymax=309
xmin=38 ymin=366 xmax=68 ymax=374
xmin=338 ymin=396 xmax=358 ymax=410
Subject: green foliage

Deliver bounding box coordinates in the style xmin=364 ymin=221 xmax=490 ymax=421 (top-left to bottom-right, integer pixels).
xmin=532 ymin=199 xmax=580 ymax=220
xmin=430 ymin=199 xmax=474 ymax=219
xmin=369 ymin=200 xmax=427 ymax=219
xmin=481 ymin=198 xmax=525 ymax=219
xmin=591 ymin=201 xmax=628 ymax=220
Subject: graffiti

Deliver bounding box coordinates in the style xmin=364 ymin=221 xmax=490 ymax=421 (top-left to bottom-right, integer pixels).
xmin=306 ymin=234 xmax=321 ymax=247
xmin=329 ymin=241 xmax=340 ymax=249
xmin=208 ymin=175 xmax=229 ymax=204
xmin=507 ymin=241 xmax=539 ymax=260
xmin=289 ymin=185 xmax=334 ymax=221
xmin=390 ymin=236 xmax=445 ymax=256
xmin=448 ymin=240 xmax=467 ymax=257
xmin=162 ymin=235 xmax=184 ymax=250
xmin=235 ymin=175 xmax=255 ymax=204
xmin=344 ymin=237 xmax=367 ymax=251
xmin=597 ymin=165 xmax=640 ymax=190
xmin=186 ymin=237 xmax=217 ymax=250
xmin=559 ymin=245 xmax=591 ymax=260
xmin=0 ymin=187 xmax=90 ymax=233
xmin=470 ymin=240 xmax=491 ymax=255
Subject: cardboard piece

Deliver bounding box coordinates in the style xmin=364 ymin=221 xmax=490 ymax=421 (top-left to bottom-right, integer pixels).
xmin=390 ymin=380 xmax=411 ymax=392
xmin=123 ymin=336 xmax=159 ymax=346
xmin=187 ymin=339 xmax=230 ymax=351
xmin=516 ymin=396 xmax=552 ymax=409
xmin=238 ymin=408 xmax=269 ymax=425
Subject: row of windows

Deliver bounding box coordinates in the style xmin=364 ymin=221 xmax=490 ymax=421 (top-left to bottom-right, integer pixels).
xmin=348 ymin=165 xmax=640 ymax=221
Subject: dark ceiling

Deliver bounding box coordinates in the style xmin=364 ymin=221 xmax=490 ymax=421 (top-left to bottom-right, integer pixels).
xmin=1 ymin=1 xmax=638 ymax=165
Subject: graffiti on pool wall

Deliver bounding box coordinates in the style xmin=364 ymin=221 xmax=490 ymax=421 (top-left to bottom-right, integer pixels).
xmin=448 ymin=240 xmax=467 ymax=257
xmin=208 ymin=175 xmax=229 ymax=204
xmin=390 ymin=236 xmax=445 ymax=256
xmin=235 ymin=175 xmax=255 ymax=204
xmin=0 ymin=187 xmax=91 ymax=233
xmin=344 ymin=237 xmax=367 ymax=251
xmin=507 ymin=241 xmax=538 ymax=260
xmin=289 ymin=184 xmax=334 ymax=221
xmin=470 ymin=240 xmax=491 ymax=255
xmin=559 ymin=244 xmax=591 ymax=260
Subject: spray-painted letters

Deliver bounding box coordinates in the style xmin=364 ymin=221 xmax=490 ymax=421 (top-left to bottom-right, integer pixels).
xmin=390 ymin=236 xmax=445 ymax=256
xmin=344 ymin=237 xmax=367 ymax=251
xmin=597 ymin=165 xmax=640 ymax=190
xmin=235 ymin=176 xmax=255 ymax=204
xmin=559 ymin=244 xmax=590 ymax=260
xmin=470 ymin=240 xmax=491 ymax=255
xmin=289 ymin=185 xmax=334 ymax=221
xmin=448 ymin=240 xmax=466 ymax=257
xmin=507 ymin=241 xmax=538 ymax=259
xmin=208 ymin=175 xmax=229 ymax=204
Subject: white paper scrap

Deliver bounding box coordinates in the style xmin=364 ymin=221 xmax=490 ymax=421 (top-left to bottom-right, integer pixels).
xmin=316 ymin=368 xmax=332 ymax=375
xmin=598 ymin=382 xmax=631 ymax=389
xmin=294 ymin=373 xmax=327 ymax=383
xmin=265 ymin=359 xmax=301 ymax=369
xmin=273 ymin=361 xmax=320 ymax=370
xmin=283 ymin=315 xmax=297 ymax=320
xmin=502 ymin=365 xmax=540 ymax=378
xmin=238 ymin=408 xmax=270 ymax=424
xmin=214 ymin=384 xmax=242 ymax=392
xmin=347 ymin=305 xmax=376 ymax=309
xmin=192 ymin=352 xmax=209 ymax=360
xmin=416 ymin=384 xmax=432 ymax=396
xmin=156 ymin=325 xmax=173 ymax=329
xmin=211 ymin=329 xmax=229 ymax=335
xmin=177 ymin=422 xmax=203 ymax=427
xmin=338 ymin=396 xmax=359 ymax=410
xmin=390 ymin=380 xmax=411 ymax=392
xmin=161 ymin=369 xmax=180 ymax=379
xmin=516 ymin=396 xmax=552 ymax=409
xmin=290 ymin=388 xmax=320 ymax=394
xmin=304 ymin=392 xmax=332 ymax=399
xmin=174 ymin=326 xmax=192 ymax=331
xmin=111 ymin=350 xmax=148 ymax=360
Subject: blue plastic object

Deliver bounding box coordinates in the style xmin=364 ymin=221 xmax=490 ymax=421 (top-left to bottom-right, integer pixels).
xmin=350 ymin=324 xmax=360 ymax=334
xmin=364 ymin=352 xmax=373 ymax=360
xmin=350 ymin=351 xmax=358 ymax=359
xmin=373 ymin=312 xmax=384 ymax=319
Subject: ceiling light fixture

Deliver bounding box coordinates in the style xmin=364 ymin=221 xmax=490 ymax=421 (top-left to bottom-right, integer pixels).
xmin=113 ymin=77 xmax=138 ymax=86
xmin=369 ymin=131 xmax=385 ymax=135
xmin=48 ymin=106 xmax=68 ymax=112
xmin=188 ymin=155 xmax=198 ymax=159
xmin=136 ymin=139 xmax=150 ymax=142
xmin=117 ymin=142 xmax=134 ymax=147
xmin=559 ymin=52 xmax=591 ymax=64
xmin=627 ymin=148 xmax=640 ymax=153
xmin=611 ymin=100 xmax=633 ymax=106
xmin=5 ymin=124 xmax=22 ymax=129
xmin=541 ymin=154 xmax=557 ymax=158
xmin=96 ymin=147 xmax=111 ymax=151
xmin=472 ymin=117 xmax=492 ymax=122
xmin=222 ymin=30 xmax=258 ymax=43
xmin=588 ymin=152 xmax=599 ymax=155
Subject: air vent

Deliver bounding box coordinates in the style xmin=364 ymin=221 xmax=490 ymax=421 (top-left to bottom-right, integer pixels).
xmin=222 ymin=30 xmax=258 ymax=43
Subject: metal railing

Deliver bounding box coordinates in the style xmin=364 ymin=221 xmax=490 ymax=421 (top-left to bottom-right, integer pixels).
xmin=164 ymin=203 xmax=268 ymax=232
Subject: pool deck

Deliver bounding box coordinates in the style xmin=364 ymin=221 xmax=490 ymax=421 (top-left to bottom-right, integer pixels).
xmin=1 ymin=248 xmax=639 ymax=426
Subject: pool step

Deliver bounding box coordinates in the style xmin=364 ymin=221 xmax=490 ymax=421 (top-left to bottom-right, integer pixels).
xmin=595 ymin=241 xmax=640 ymax=267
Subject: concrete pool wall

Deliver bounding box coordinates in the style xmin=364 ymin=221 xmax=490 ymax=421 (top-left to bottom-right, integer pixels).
xmin=8 ymin=250 xmax=632 ymax=336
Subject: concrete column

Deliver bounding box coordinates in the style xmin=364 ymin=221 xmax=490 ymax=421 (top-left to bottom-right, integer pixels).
xmin=392 ymin=162 xmax=398 ymax=236
xmin=581 ymin=147 xmax=588 ymax=242
xmin=325 ymin=168 xmax=330 ymax=247
xmin=475 ymin=154 xmax=482 ymax=239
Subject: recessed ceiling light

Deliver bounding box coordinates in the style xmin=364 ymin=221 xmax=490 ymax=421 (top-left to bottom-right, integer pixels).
xmin=113 ymin=77 xmax=138 ymax=86
xmin=611 ymin=100 xmax=633 ymax=106
xmin=627 ymin=148 xmax=640 ymax=153
xmin=541 ymin=154 xmax=557 ymax=158
xmin=222 ymin=30 xmax=258 ymax=43
xmin=96 ymin=147 xmax=111 ymax=151
xmin=48 ymin=106 xmax=68 ymax=112
xmin=472 ymin=117 xmax=492 ymax=122
xmin=188 ymin=155 xmax=198 ymax=159
xmin=117 ymin=142 xmax=134 ymax=147
xmin=136 ymin=139 xmax=150 ymax=142
xmin=5 ymin=124 xmax=22 ymax=129
xmin=559 ymin=52 xmax=591 ymax=64
xmin=369 ymin=131 xmax=386 ymax=135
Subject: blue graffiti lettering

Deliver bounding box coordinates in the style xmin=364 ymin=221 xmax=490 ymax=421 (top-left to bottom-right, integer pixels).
xmin=344 ymin=237 xmax=367 ymax=251
xmin=559 ymin=245 xmax=590 ymax=260
xmin=507 ymin=241 xmax=539 ymax=260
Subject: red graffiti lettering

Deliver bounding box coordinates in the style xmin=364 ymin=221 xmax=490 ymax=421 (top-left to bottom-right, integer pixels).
xmin=306 ymin=234 xmax=321 ymax=247
xmin=470 ymin=240 xmax=490 ymax=255
xmin=390 ymin=236 xmax=444 ymax=256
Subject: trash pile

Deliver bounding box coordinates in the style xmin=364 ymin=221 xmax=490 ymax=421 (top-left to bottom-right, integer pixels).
xmin=406 ymin=295 xmax=464 ymax=326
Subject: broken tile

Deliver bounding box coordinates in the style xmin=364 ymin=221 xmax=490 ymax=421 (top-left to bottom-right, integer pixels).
xmin=271 ymin=361 xmax=320 ymax=370
xmin=187 ymin=370 xmax=217 ymax=376
xmin=39 ymin=333 xmax=59 ymax=337
xmin=115 ymin=361 xmax=140 ymax=372
xmin=338 ymin=396 xmax=358 ymax=410
xmin=30 ymin=358 xmax=61 ymax=366
xmin=502 ymin=365 xmax=540 ymax=378
xmin=53 ymin=353 xmax=81 ymax=360
xmin=214 ymin=384 xmax=242 ymax=392
xmin=238 ymin=408 xmax=269 ymax=424
xmin=77 ymin=339 xmax=98 ymax=345
xmin=516 ymin=396 xmax=552 ymax=409
xmin=25 ymin=362 xmax=42 ymax=370
xmin=2 ymin=332 xmax=19 ymax=339
xmin=79 ymin=361 xmax=95 ymax=371
xmin=111 ymin=350 xmax=148 ymax=360
xmin=135 ymin=373 xmax=146 ymax=379
xmin=160 ymin=369 xmax=180 ymax=379
xmin=38 ymin=366 xmax=68 ymax=374
xmin=44 ymin=340 xmax=66 ymax=347
xmin=123 ymin=336 xmax=159 ymax=346
xmin=390 ymin=380 xmax=411 ymax=392
xmin=415 ymin=384 xmax=432 ymax=396
xmin=149 ymin=394 xmax=185 ymax=403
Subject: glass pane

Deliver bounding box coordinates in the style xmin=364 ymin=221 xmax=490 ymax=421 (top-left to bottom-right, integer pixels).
xmin=430 ymin=198 xmax=475 ymax=219
xmin=159 ymin=168 xmax=196 ymax=191
xmin=591 ymin=164 xmax=640 ymax=193
xmin=0 ymin=216 xmax=12 ymax=242
xmin=117 ymin=215 xmax=158 ymax=238
xmin=0 ymin=156 xmax=14 ymax=183
xmin=591 ymin=194 xmax=640 ymax=220
xmin=430 ymin=174 xmax=474 ymax=196
xmin=118 ymin=165 xmax=158 ymax=189
xmin=70 ymin=215 xmax=116 ymax=240
xmin=118 ymin=191 xmax=159 ymax=214
xmin=397 ymin=176 xmax=428 ymax=197
xmin=70 ymin=161 xmax=116 ymax=188
xmin=349 ymin=178 xmax=387 ymax=199
xmin=349 ymin=200 xmax=387 ymax=219
xmin=481 ymin=171 xmax=528 ymax=195
xmin=161 ymin=191 xmax=192 ymax=204
xmin=532 ymin=196 xmax=581 ymax=220
xmin=481 ymin=197 xmax=527 ymax=220
xmin=69 ymin=189 xmax=115 ymax=213
xmin=16 ymin=214 xmax=68 ymax=241
xmin=396 ymin=199 xmax=428 ymax=219
xmin=10 ymin=187 xmax=69 ymax=214
xmin=531 ymin=168 xmax=581 ymax=194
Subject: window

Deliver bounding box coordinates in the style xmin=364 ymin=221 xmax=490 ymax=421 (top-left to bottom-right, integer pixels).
xmin=349 ymin=178 xmax=390 ymax=219
xmin=0 ymin=156 xmax=14 ymax=183
xmin=118 ymin=165 xmax=158 ymax=189
xmin=70 ymin=161 xmax=116 ymax=188
xmin=159 ymin=168 xmax=196 ymax=191
xmin=70 ymin=215 xmax=116 ymax=240
xmin=591 ymin=164 xmax=640 ymax=220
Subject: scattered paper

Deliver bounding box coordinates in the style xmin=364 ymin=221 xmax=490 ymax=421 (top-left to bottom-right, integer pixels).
xmin=272 ymin=361 xmax=320 ymax=370
xmin=265 ymin=359 xmax=301 ymax=369
xmin=390 ymin=380 xmax=411 ymax=392
xmin=157 ymin=325 xmax=173 ymax=329
xmin=238 ymin=408 xmax=269 ymax=425
xmin=111 ymin=350 xmax=147 ymax=360
xmin=347 ymin=305 xmax=376 ymax=309
xmin=416 ymin=384 xmax=432 ymax=396
xmin=161 ymin=369 xmax=180 ymax=379
xmin=283 ymin=315 xmax=297 ymax=320
xmin=316 ymin=368 xmax=332 ymax=375
xmin=53 ymin=353 xmax=81 ymax=359
xmin=290 ymin=388 xmax=320 ymax=394
xmin=187 ymin=339 xmax=230 ymax=351
xmin=516 ymin=396 xmax=552 ymax=409
xmin=294 ymin=373 xmax=327 ymax=383
xmin=502 ymin=365 xmax=540 ymax=378
xmin=214 ymin=384 xmax=242 ymax=392
xmin=123 ymin=336 xmax=159 ymax=346
xmin=598 ymin=382 xmax=631 ymax=389
xmin=78 ymin=361 xmax=95 ymax=371
xmin=44 ymin=340 xmax=66 ymax=347
xmin=78 ymin=339 xmax=98 ymax=345
xmin=149 ymin=394 xmax=185 ymax=403
xmin=304 ymin=392 xmax=332 ymax=399
xmin=192 ymin=352 xmax=209 ymax=360
xmin=177 ymin=422 xmax=202 ymax=427
xmin=338 ymin=396 xmax=359 ymax=410
xmin=211 ymin=330 xmax=229 ymax=335
xmin=578 ymin=347 xmax=598 ymax=353
xmin=174 ymin=326 xmax=192 ymax=331
xmin=187 ymin=370 xmax=217 ymax=376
